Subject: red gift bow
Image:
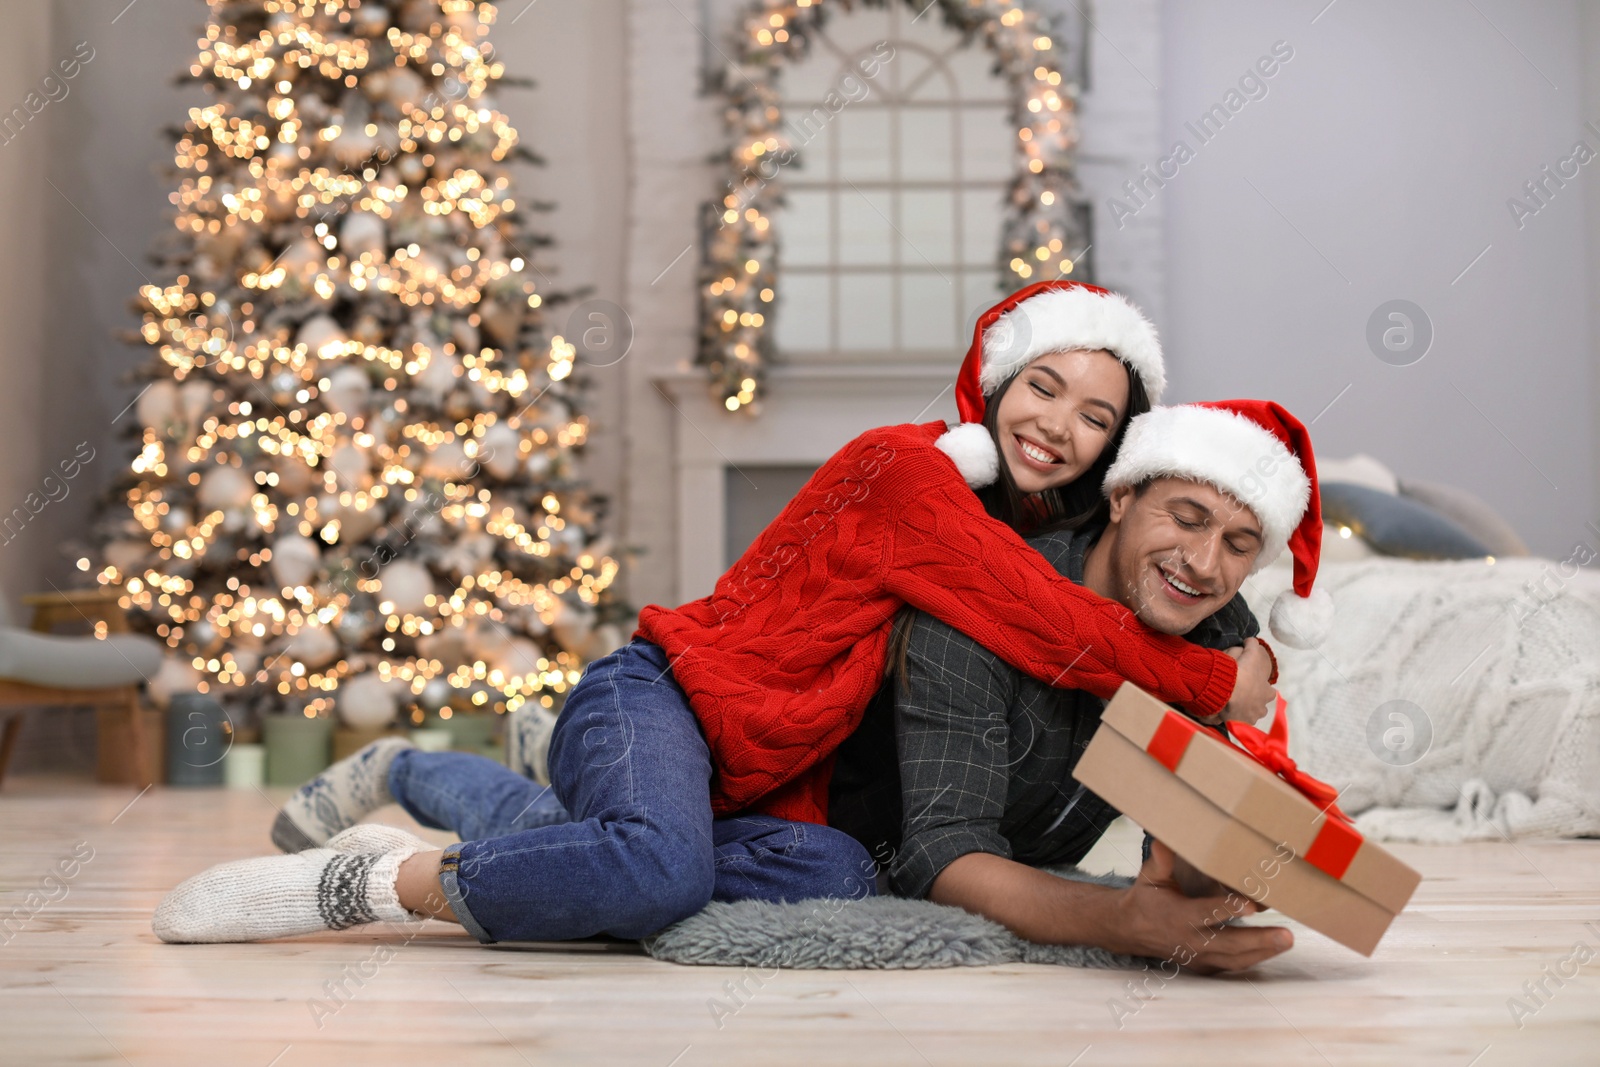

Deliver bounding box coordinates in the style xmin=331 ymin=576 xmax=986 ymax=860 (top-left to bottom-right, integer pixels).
xmin=1225 ymin=694 xmax=1353 ymax=827
xmin=1141 ymin=694 xmax=1363 ymax=880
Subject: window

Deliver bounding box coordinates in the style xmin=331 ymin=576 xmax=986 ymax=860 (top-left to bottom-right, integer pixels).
xmin=772 ymin=6 xmax=1013 ymax=362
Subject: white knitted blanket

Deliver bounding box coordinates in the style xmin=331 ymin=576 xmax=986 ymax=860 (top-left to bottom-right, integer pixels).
xmin=1241 ymin=556 xmax=1600 ymax=842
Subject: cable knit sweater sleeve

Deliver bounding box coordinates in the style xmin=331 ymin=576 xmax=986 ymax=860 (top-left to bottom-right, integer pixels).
xmin=877 ymin=427 xmax=1239 ymax=717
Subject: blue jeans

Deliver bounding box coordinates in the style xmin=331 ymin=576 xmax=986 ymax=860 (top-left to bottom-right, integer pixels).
xmin=386 ymin=639 xmax=875 ymax=942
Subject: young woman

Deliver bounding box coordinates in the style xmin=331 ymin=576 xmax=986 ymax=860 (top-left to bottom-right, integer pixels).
xmin=153 ymin=281 xmax=1277 ymax=945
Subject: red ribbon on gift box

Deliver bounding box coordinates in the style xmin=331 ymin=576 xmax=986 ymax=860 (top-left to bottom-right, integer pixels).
xmin=1142 ymin=695 xmax=1362 ymax=880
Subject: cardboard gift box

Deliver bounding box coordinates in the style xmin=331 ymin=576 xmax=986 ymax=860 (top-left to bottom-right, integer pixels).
xmin=1073 ymin=682 xmax=1421 ymax=956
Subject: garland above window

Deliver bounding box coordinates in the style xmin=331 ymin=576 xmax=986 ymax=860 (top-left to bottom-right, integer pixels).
xmin=699 ymin=0 xmax=1088 ymax=414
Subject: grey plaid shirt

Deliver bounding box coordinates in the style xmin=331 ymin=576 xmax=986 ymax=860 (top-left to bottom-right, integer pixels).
xmin=829 ymin=522 xmax=1260 ymax=899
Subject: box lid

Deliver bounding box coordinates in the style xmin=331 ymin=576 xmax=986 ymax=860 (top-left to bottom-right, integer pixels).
xmin=1098 ymin=682 xmax=1420 ymax=914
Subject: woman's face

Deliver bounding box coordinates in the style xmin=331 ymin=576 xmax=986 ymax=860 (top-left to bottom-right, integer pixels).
xmin=993 ymin=348 xmax=1130 ymax=494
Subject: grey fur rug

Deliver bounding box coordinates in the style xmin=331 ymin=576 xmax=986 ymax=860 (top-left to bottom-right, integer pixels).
xmin=644 ymin=867 xmax=1153 ymax=970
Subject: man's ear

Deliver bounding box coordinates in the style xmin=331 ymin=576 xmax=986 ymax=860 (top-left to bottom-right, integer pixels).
xmin=1107 ymin=483 xmax=1138 ymax=525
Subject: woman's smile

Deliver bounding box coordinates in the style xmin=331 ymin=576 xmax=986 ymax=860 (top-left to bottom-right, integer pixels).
xmin=1013 ymin=433 xmax=1066 ymax=471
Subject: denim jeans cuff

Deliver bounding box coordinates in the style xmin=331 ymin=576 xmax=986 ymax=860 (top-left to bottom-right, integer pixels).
xmin=438 ymin=842 xmax=494 ymax=943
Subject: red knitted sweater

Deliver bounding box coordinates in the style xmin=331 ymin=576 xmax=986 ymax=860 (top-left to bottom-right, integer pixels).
xmin=635 ymin=421 xmax=1240 ymax=824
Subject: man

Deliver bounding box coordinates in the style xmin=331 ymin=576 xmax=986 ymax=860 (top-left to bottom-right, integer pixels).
xmin=830 ymin=399 xmax=1332 ymax=974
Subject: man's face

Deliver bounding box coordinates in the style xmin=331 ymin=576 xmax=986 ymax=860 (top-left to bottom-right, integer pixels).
xmin=1100 ymin=477 xmax=1265 ymax=635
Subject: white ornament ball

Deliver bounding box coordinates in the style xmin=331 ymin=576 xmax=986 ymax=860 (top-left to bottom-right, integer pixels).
xmin=276 ymin=459 xmax=316 ymax=496
xmin=386 ymin=66 xmax=427 ymax=110
xmin=323 ymin=365 xmax=372 ymax=417
xmin=340 ymin=500 xmax=384 ymax=544
xmin=179 ymin=379 xmax=213 ymax=429
xmin=353 ymin=4 xmax=390 ymax=36
xmin=422 ymin=439 xmax=469 ymax=480
xmin=198 ymin=465 xmax=254 ymax=511
xmin=452 ymin=320 xmax=480 ymax=354
xmin=231 ymin=648 xmax=261 ymax=679
xmin=339 ymin=673 xmax=397 ymax=729
xmin=480 ymin=423 xmax=521 ymax=479
xmin=279 ymin=237 xmax=325 ymax=279
xmin=147 ymin=656 xmax=203 ymax=709
xmin=525 ymin=451 xmax=553 ymax=480
xmin=298 ymin=314 xmax=348 ymax=361
xmin=340 ymin=212 xmax=387 ymax=260
xmin=419 ymin=677 xmax=453 ymax=713
xmin=494 ymin=637 xmax=542 ymax=680
xmin=137 ymin=380 xmax=180 ymax=433
xmin=414 ymin=346 xmax=458 ymax=400
xmin=293 ymin=623 xmax=341 ymax=670
xmin=465 ymin=618 xmax=511 ymax=662
xmin=379 ymin=560 xmax=433 ymax=616
xmin=329 ymin=443 xmax=371 ymax=488
xmin=188 ymin=619 xmax=221 ymax=654
xmin=332 ymin=126 xmax=378 ymax=166
xmin=417 ymin=629 xmax=469 ymax=669
xmin=271 ymin=534 xmax=321 ymax=589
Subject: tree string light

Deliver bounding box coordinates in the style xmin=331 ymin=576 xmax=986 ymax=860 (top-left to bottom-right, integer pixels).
xmin=84 ymin=0 xmax=625 ymax=729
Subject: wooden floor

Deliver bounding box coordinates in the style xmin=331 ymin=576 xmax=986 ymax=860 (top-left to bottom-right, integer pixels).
xmin=2 ymin=776 xmax=1598 ymax=1066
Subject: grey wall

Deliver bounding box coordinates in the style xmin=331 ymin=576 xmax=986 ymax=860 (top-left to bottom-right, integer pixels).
xmin=1156 ymin=0 xmax=1597 ymax=557
xmin=0 ymin=1 xmax=69 ymax=622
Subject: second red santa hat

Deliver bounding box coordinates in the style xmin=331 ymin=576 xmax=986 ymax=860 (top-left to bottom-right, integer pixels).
xmin=1102 ymin=398 xmax=1333 ymax=648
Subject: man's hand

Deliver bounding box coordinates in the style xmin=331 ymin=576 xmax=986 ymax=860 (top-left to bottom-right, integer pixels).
xmin=1211 ymin=638 xmax=1276 ymax=725
xmin=1104 ymin=839 xmax=1292 ymax=974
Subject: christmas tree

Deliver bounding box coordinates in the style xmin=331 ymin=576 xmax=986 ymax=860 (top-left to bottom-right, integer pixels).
xmin=86 ymin=0 xmax=623 ymax=734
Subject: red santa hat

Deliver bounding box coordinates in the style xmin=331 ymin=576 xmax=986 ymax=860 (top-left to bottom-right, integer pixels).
xmin=935 ymin=281 xmax=1166 ymax=489
xmin=1102 ymin=399 xmax=1333 ymax=648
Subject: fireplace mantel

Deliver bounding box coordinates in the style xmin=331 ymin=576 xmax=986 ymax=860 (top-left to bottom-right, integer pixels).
xmin=652 ymin=362 xmax=960 ymax=600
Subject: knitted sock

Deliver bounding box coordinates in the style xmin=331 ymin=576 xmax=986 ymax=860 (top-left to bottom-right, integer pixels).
xmin=152 ymin=841 xmax=429 ymax=944
xmin=325 ymin=822 xmax=434 ymax=856
xmin=272 ymin=737 xmax=413 ymax=853
xmin=507 ymin=703 xmax=558 ymax=785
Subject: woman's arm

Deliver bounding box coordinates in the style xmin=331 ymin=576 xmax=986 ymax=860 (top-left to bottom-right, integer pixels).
xmin=879 ymin=455 xmax=1241 ymax=717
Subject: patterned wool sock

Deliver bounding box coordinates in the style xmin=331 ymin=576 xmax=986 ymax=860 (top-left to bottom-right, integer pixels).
xmin=152 ymin=841 xmax=429 ymax=944
xmin=506 ymin=703 xmax=558 ymax=785
xmin=272 ymin=737 xmax=413 ymax=853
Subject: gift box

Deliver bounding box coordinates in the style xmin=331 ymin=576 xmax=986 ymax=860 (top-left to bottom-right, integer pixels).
xmin=1072 ymin=682 xmax=1421 ymax=956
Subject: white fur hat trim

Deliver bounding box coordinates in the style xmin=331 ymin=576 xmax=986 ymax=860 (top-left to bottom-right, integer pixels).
xmin=1102 ymin=404 xmax=1310 ymax=571
xmin=981 ymin=286 xmax=1166 ymax=403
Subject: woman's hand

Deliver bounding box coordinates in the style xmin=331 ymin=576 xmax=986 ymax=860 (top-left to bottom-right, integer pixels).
xmin=1212 ymin=638 xmax=1276 ymax=725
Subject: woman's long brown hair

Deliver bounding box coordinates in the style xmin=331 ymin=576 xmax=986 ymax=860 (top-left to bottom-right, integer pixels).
xmin=883 ymin=358 xmax=1152 ymax=682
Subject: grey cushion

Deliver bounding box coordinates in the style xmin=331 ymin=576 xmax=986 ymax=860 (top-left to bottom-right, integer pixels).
xmin=1398 ymin=478 xmax=1529 ymax=557
xmin=0 ymin=630 xmax=164 ymax=688
xmin=1320 ymin=482 xmax=1491 ymax=560
xmin=1317 ymin=453 xmax=1399 ymax=495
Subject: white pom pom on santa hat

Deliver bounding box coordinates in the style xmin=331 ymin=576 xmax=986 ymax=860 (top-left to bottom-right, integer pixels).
xmin=1270 ymin=586 xmax=1334 ymax=650
xmin=935 ymin=281 xmax=1166 ymax=490
xmin=1103 ymin=399 xmax=1334 ymax=648
xmin=933 ymin=421 xmax=1000 ymax=489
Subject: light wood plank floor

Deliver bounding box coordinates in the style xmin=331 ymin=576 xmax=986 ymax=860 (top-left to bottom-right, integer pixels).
xmin=2 ymin=774 xmax=1597 ymax=1066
